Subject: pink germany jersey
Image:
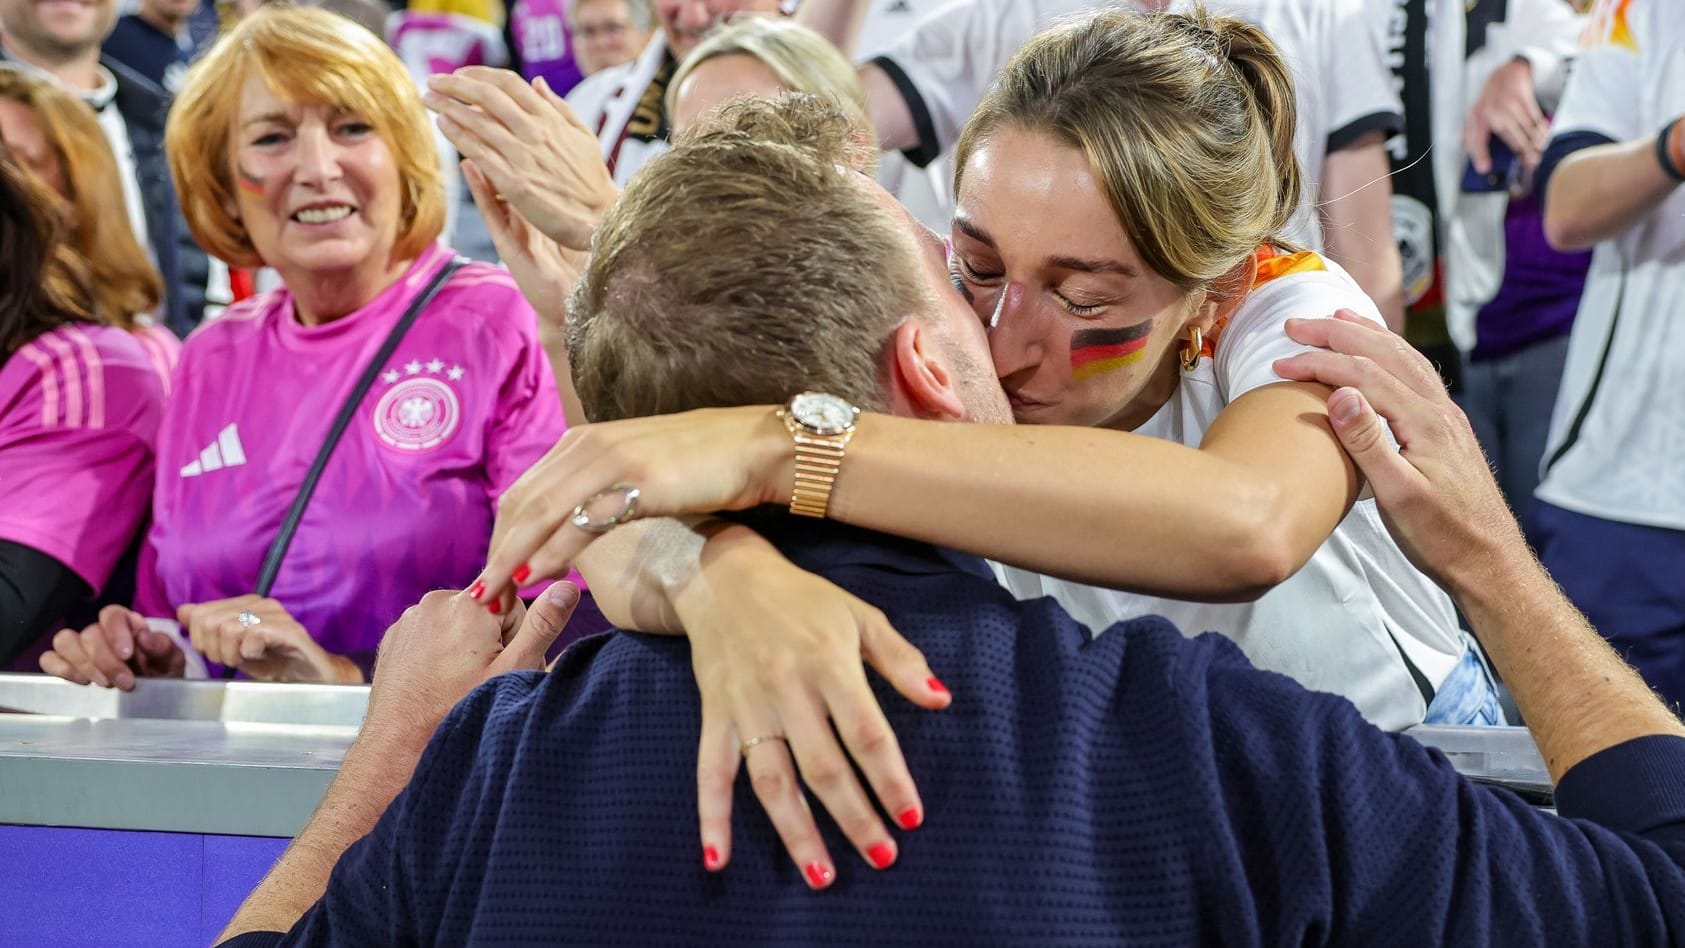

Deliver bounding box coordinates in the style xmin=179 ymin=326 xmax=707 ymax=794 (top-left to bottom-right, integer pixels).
xmin=130 ymin=320 xmax=182 ymax=397
xmin=135 ymin=246 xmax=567 ymax=659
xmin=0 ymin=323 xmax=164 ymax=590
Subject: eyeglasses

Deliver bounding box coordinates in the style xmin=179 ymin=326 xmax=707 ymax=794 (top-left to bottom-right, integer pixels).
xmin=577 ymin=21 xmax=633 ymax=40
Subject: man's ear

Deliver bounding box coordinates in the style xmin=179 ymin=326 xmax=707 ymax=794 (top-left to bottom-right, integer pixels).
xmin=889 ymin=320 xmax=967 ymax=422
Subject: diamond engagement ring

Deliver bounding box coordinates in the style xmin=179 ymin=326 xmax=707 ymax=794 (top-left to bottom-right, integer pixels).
xmin=570 ymin=485 xmax=642 ymax=534
xmin=236 ymin=610 xmax=262 ymax=629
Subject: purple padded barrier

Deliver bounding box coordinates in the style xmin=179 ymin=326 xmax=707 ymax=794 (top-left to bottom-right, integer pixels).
xmin=0 ymin=825 xmax=287 ymax=947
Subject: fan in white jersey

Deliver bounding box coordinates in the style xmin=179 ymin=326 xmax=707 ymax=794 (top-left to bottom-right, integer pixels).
xmin=473 ymin=10 xmax=1498 ymax=742
xmin=565 ymin=0 xmax=784 ymax=185
xmin=1530 ymin=0 xmax=1685 ymax=709
xmin=853 ymin=0 xmax=1407 ymax=329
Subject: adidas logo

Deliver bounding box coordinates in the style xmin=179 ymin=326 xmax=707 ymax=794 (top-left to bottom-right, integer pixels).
xmin=180 ymin=424 xmax=247 ymax=478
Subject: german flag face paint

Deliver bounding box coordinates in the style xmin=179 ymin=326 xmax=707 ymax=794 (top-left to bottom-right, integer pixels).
xmin=235 ymin=163 xmax=265 ymax=198
xmin=1069 ymin=319 xmax=1153 ymax=381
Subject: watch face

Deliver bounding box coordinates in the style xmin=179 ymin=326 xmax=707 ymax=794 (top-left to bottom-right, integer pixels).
xmin=789 ymin=392 xmax=858 ymax=436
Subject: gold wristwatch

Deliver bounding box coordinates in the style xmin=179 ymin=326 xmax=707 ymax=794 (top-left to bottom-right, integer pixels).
xmin=779 ymin=392 xmax=860 ymax=519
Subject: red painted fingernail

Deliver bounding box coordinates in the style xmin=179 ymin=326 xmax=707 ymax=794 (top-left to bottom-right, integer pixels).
xmin=926 ymin=676 xmax=949 ymax=696
xmin=467 ymin=580 xmax=486 ymax=601
xmin=487 ymin=598 xmax=502 ymax=616
xmin=803 ymin=861 xmax=834 ymax=889
xmin=512 ymin=563 xmax=532 ymax=584
xmin=867 ymin=842 xmax=895 ymax=869
xmin=896 ymin=807 xmax=922 ymax=830
xmin=703 ymin=845 xmax=722 ymax=871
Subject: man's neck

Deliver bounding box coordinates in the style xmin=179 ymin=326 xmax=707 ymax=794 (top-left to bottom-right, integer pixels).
xmin=135 ymin=6 xmax=187 ymax=37
xmin=0 ymin=34 xmax=104 ymax=92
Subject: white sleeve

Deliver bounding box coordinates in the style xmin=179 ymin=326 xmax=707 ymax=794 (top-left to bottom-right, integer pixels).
xmin=1322 ymin=0 xmax=1403 ymax=153
xmin=565 ymin=69 xmax=616 ymax=132
xmin=1215 ymin=267 xmax=1386 ymax=403
xmin=869 ymin=0 xmax=1069 ymax=165
xmin=1496 ymin=0 xmax=1584 ymax=107
xmin=1549 ymin=0 xmax=1645 ymax=144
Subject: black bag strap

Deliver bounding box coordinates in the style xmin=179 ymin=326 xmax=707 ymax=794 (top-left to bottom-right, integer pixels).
xmin=1541 ymin=267 xmax=1627 ymax=478
xmin=254 ymin=257 xmax=467 ymax=597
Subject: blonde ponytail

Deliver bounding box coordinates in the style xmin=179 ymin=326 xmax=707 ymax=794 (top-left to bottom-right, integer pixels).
xmin=954 ymin=7 xmax=1303 ymax=290
xmin=1209 ymin=12 xmax=1302 ymax=242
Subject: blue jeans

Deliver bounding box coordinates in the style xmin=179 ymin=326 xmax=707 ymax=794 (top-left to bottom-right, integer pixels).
xmin=1423 ymin=635 xmax=1507 ymax=726
xmin=1457 ymin=334 xmax=1570 ymax=520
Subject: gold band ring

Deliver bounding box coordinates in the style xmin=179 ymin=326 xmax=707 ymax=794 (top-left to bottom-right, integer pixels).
xmin=739 ymin=734 xmax=788 ymax=754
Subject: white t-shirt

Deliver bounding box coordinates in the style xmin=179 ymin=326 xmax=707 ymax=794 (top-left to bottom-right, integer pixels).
xmin=857 ymin=0 xmax=956 ymax=229
xmin=566 ymin=33 xmax=675 ymax=186
xmin=1535 ymin=0 xmax=1685 ymax=530
xmin=992 ymin=252 xmax=1466 ymax=731
xmin=871 ymin=0 xmax=1402 ymax=250
xmin=567 ymin=7 xmax=958 ymax=204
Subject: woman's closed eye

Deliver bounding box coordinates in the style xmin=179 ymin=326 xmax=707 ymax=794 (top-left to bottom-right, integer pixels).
xmin=1055 ymin=291 xmax=1104 ymax=317
xmin=949 ymin=252 xmax=1002 ymax=286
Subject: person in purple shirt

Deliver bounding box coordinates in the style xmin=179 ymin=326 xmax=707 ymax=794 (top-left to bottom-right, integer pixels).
xmin=217 ymin=98 xmax=1685 ymax=945
xmin=38 ymin=6 xmax=599 ymax=688
xmin=0 ymin=145 xmax=164 ymax=665
xmin=506 ymin=0 xmax=651 ymax=97
xmin=506 ymin=0 xmax=576 ymax=93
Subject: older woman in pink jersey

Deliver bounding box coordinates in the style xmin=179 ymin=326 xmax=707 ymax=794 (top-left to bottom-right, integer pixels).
xmin=40 ymin=6 xmax=593 ymax=687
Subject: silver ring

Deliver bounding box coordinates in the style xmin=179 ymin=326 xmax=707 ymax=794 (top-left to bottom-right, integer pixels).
xmin=739 ymin=734 xmax=788 ymax=754
xmin=570 ymin=485 xmax=641 ymax=534
xmin=236 ymin=610 xmax=262 ymax=629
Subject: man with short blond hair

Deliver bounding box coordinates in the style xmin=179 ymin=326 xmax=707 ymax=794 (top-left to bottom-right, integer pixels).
xmin=568 ymin=97 xmax=947 ymax=421
xmin=221 ymin=94 xmax=1685 ymax=948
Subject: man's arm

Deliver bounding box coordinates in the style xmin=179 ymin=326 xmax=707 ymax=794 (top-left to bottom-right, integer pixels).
xmin=1543 ymin=132 xmax=1680 ymax=251
xmin=1275 ymin=312 xmax=1685 ymax=776
xmin=860 ymin=61 xmax=922 ymax=154
xmin=1202 ymin=646 xmax=1685 ymax=946
xmin=1317 ymin=133 xmax=1405 ymax=332
xmin=218 ymin=714 xmax=432 ymax=941
xmin=851 ymin=0 xmax=1031 ymax=161
xmin=793 ymin=0 xmax=872 ymax=57
xmin=1258 ymin=312 xmax=1685 ymax=943
xmin=217 ymin=587 xmax=577 ymax=943
xmin=1537 ymin=2 xmax=1678 ymax=251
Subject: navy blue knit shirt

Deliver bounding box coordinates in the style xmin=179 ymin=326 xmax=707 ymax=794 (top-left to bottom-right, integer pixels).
xmin=230 ymin=519 xmax=1685 ymax=946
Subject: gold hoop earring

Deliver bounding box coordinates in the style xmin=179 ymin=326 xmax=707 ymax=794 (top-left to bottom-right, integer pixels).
xmin=1180 ymin=325 xmax=1204 ymax=371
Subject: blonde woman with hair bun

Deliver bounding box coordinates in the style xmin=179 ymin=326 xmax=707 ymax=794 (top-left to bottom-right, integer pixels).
xmin=667 ymin=15 xmax=870 ymax=138
xmin=471 ymin=8 xmax=1502 ymax=874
